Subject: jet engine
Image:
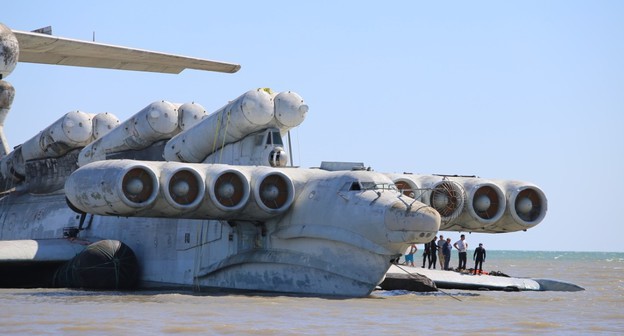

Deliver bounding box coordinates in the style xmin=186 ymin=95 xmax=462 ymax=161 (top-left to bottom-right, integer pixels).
xmin=65 ymin=160 xmax=160 ymax=215
xmin=407 ymin=175 xmax=466 ymax=226
xmin=156 ymin=163 xmax=206 ymax=215
xmin=444 ymin=177 xmax=506 ymax=231
xmin=386 ymin=173 xmax=547 ymax=233
xmin=187 ymin=164 xmax=252 ymax=219
xmin=385 ymin=173 xmax=421 ymax=199
xmin=65 ymin=160 xmax=295 ymax=221
xmin=488 ymin=180 xmax=548 ymax=232
xmin=251 ymin=168 xmax=295 ymax=215
xmin=206 ymin=167 xmax=250 ymax=212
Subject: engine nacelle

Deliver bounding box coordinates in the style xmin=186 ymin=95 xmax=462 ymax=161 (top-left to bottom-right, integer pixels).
xmin=248 ymin=167 xmax=296 ymax=217
xmin=78 ymin=100 xmax=179 ymax=166
xmin=488 ymin=180 xmax=548 ymax=232
xmin=147 ymin=162 xmax=207 ymax=216
xmin=65 ymin=160 xmax=295 ymax=221
xmin=385 ymin=173 xmax=421 ymax=199
xmin=444 ymin=177 xmax=506 ymax=231
xmin=65 ymin=160 xmax=160 ymax=215
xmin=185 ymin=164 xmax=252 ymax=219
xmin=407 ymin=175 xmax=466 ymax=226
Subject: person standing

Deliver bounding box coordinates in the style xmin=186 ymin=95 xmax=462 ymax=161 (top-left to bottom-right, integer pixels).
xmin=422 ymin=241 xmax=430 ymax=268
xmin=404 ymin=243 xmax=417 ymax=267
xmin=437 ymin=235 xmax=445 ymax=269
xmin=453 ymin=234 xmax=468 ymax=270
xmin=473 ymin=243 xmax=486 ymax=275
xmin=442 ymin=238 xmax=452 ymax=270
xmin=428 ymin=237 xmax=437 ymax=269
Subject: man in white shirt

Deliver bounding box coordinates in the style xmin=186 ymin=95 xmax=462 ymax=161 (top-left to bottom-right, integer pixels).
xmin=453 ymin=234 xmax=468 ymax=270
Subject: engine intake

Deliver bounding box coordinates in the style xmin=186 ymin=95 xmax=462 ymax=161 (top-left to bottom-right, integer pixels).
xmin=467 ymin=182 xmax=506 ymax=224
xmin=254 ymin=170 xmax=295 ymax=214
xmin=428 ymin=180 xmax=465 ymax=223
xmin=209 ymin=169 xmax=250 ymax=211
xmin=164 ymin=166 xmax=204 ymax=209
xmin=511 ymin=186 xmax=547 ymax=225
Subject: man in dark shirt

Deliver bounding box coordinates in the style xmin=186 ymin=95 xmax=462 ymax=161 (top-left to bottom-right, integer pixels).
xmin=473 ymin=243 xmax=486 ymax=275
xmin=442 ymin=238 xmax=452 ymax=270
xmin=428 ymin=238 xmax=437 ymax=269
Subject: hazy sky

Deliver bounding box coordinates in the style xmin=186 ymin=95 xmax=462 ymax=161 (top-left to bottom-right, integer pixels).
xmin=3 ymin=1 xmax=623 ymax=252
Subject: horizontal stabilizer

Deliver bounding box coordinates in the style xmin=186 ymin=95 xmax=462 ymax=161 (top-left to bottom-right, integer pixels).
xmin=13 ymin=30 xmax=241 ymax=74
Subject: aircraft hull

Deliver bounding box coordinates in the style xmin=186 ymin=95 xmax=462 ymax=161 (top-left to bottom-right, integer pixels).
xmin=0 ymin=189 xmax=428 ymax=297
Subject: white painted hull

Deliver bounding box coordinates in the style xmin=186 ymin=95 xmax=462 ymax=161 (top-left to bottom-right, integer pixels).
xmin=0 ymin=192 xmax=397 ymax=296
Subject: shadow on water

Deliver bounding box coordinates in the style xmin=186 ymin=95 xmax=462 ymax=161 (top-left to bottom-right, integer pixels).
xmin=9 ymin=287 xmax=374 ymax=301
xmin=373 ymin=289 xmax=480 ymax=298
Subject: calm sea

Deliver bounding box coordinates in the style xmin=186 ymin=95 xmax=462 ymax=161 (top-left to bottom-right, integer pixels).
xmin=0 ymin=251 xmax=622 ymax=335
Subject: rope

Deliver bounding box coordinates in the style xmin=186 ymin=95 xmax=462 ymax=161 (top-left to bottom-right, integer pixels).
xmin=218 ymin=110 xmax=231 ymax=163
xmin=393 ymin=263 xmax=462 ymax=301
xmin=193 ymin=222 xmax=205 ymax=292
xmin=210 ymin=112 xmax=223 ymax=163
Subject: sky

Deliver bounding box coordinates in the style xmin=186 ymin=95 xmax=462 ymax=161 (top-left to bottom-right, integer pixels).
xmin=2 ymin=1 xmax=623 ymax=252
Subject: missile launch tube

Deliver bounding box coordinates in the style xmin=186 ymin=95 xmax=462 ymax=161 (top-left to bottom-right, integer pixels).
xmin=21 ymin=110 xmax=94 ymax=161
xmin=177 ymin=102 xmax=207 ymax=131
xmin=163 ymin=89 xmax=274 ymax=162
xmin=273 ymin=91 xmax=308 ymax=132
xmin=78 ymin=100 xmax=179 ymax=166
xmin=0 ymin=111 xmax=94 ymax=179
xmin=91 ymin=112 xmax=121 ymax=140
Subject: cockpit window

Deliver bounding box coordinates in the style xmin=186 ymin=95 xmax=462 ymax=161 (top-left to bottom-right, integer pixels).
xmin=265 ymin=131 xmax=284 ymax=145
xmin=360 ymin=182 xmax=376 ymax=190
xmin=341 ymin=181 xmax=398 ymax=192
xmin=272 ymin=131 xmax=283 ymax=145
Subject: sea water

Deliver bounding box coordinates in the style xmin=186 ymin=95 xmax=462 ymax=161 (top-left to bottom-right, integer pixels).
xmin=0 ymin=251 xmax=622 ymax=335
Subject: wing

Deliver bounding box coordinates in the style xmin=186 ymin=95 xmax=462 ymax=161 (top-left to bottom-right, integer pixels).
xmin=13 ymin=30 xmax=241 ymax=74
xmin=0 ymin=239 xmax=88 ymax=262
